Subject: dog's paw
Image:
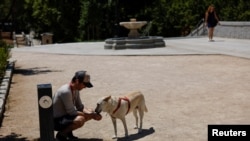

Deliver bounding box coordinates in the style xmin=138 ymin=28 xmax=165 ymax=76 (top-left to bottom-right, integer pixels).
xmin=125 ymin=134 xmax=129 ymax=138
xmin=138 ymin=128 xmax=142 ymax=134
xmin=112 ymin=135 xmax=117 ymax=139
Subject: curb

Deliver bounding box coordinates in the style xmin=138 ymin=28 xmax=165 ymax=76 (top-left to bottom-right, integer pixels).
xmin=0 ymin=61 xmax=15 ymax=126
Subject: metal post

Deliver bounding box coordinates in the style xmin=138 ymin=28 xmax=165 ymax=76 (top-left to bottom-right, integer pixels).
xmin=37 ymin=83 xmax=54 ymax=141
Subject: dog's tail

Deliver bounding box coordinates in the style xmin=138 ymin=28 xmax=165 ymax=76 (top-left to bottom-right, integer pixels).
xmin=143 ymin=97 xmax=148 ymax=112
xmin=141 ymin=94 xmax=148 ymax=112
xmin=144 ymin=104 xmax=148 ymax=112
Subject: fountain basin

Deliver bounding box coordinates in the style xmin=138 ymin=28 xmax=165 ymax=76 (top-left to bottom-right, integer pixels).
xmin=119 ymin=18 xmax=147 ymax=38
xmin=119 ymin=21 xmax=147 ymax=30
xmin=104 ymin=36 xmax=165 ymax=50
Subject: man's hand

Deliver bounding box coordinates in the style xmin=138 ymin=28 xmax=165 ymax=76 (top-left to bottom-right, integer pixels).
xmin=92 ymin=113 xmax=102 ymax=121
xmin=82 ymin=111 xmax=102 ymax=121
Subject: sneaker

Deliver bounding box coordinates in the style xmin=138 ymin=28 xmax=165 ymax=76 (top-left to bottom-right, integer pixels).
xmin=67 ymin=131 xmax=78 ymax=140
xmin=56 ymin=132 xmax=68 ymax=141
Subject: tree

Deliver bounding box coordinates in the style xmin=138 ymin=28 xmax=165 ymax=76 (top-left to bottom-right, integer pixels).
xmin=1 ymin=0 xmax=249 ymax=42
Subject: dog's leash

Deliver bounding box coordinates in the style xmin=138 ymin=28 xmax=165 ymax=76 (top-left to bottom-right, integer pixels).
xmin=112 ymin=97 xmax=130 ymax=115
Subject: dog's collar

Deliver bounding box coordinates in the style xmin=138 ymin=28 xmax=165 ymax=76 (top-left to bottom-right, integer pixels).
xmin=112 ymin=97 xmax=130 ymax=115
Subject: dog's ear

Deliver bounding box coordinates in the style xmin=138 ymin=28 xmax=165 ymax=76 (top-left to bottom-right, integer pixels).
xmin=104 ymin=95 xmax=111 ymax=102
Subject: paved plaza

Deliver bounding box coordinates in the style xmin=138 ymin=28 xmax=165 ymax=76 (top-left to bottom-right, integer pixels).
xmin=0 ymin=37 xmax=250 ymax=141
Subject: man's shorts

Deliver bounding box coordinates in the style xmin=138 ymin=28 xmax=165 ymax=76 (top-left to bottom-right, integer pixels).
xmin=54 ymin=115 xmax=77 ymax=131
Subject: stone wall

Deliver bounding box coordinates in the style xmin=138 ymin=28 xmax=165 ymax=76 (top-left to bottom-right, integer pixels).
xmin=189 ymin=21 xmax=250 ymax=39
xmin=214 ymin=22 xmax=250 ymax=39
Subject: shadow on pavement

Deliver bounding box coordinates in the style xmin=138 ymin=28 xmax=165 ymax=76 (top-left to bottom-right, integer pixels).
xmin=14 ymin=67 xmax=62 ymax=76
xmin=0 ymin=133 xmax=28 ymax=141
xmin=213 ymin=40 xmax=225 ymax=42
xmin=117 ymin=127 xmax=155 ymax=141
xmin=77 ymin=138 xmax=103 ymax=141
xmin=0 ymin=135 xmax=103 ymax=141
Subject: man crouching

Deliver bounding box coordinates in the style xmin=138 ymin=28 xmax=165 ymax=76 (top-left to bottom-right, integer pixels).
xmin=53 ymin=70 xmax=102 ymax=141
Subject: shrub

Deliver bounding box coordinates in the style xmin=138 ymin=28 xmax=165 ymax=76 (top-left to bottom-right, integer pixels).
xmin=0 ymin=40 xmax=12 ymax=79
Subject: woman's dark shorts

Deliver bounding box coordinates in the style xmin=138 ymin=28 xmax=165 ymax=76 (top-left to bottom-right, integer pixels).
xmin=207 ymin=22 xmax=217 ymax=28
xmin=54 ymin=115 xmax=77 ymax=131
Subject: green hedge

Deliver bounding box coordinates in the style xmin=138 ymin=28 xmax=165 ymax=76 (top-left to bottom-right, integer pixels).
xmin=0 ymin=40 xmax=12 ymax=79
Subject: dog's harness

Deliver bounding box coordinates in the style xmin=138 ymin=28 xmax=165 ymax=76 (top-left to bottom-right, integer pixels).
xmin=112 ymin=97 xmax=130 ymax=115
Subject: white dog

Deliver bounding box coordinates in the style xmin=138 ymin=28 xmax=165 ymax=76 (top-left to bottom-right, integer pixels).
xmin=95 ymin=91 xmax=148 ymax=139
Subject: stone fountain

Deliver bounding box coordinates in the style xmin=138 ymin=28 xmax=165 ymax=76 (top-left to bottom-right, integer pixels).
xmin=119 ymin=18 xmax=147 ymax=38
xmin=104 ymin=18 xmax=165 ymax=50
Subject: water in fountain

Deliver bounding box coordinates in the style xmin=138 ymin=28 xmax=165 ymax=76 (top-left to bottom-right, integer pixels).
xmin=104 ymin=18 xmax=165 ymax=50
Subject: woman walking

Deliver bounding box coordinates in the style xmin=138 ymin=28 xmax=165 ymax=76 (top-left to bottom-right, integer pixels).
xmin=205 ymin=4 xmax=220 ymax=41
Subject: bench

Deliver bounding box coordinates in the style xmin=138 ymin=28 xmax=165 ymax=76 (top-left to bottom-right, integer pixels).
xmin=0 ymin=31 xmax=13 ymax=46
xmin=15 ymin=32 xmax=27 ymax=47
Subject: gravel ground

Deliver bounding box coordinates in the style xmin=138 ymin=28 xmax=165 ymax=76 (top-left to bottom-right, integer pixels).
xmin=0 ymin=52 xmax=250 ymax=141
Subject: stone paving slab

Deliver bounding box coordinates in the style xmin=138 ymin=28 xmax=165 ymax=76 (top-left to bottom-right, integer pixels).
xmin=166 ymin=37 xmax=250 ymax=59
xmin=11 ymin=37 xmax=250 ymax=59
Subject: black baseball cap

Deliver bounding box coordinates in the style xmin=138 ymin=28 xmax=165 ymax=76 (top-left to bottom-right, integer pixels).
xmin=73 ymin=70 xmax=93 ymax=88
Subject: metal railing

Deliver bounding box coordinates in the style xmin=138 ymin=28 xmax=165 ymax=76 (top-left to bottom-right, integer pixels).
xmin=189 ymin=18 xmax=206 ymax=37
xmin=141 ymin=21 xmax=152 ymax=36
